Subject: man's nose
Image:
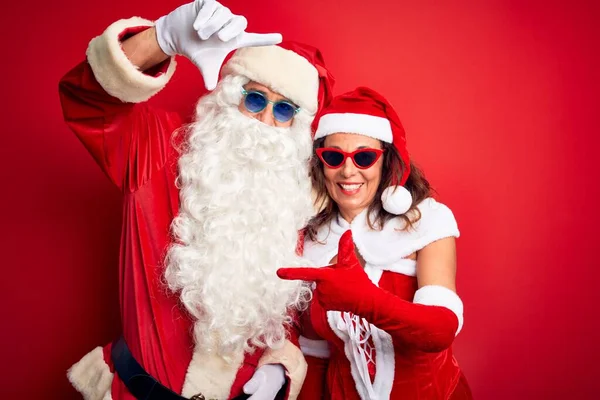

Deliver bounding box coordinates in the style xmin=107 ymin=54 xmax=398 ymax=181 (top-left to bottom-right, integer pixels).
xmin=256 ymin=104 xmax=276 ymax=126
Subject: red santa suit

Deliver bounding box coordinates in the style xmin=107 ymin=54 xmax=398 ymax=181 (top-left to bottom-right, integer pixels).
xmin=59 ymin=17 xmax=331 ymax=400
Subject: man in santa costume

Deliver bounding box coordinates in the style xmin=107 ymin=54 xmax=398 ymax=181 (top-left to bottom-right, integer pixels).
xmin=59 ymin=1 xmax=334 ymax=399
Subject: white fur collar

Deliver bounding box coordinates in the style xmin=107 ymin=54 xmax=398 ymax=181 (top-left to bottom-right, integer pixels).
xmin=303 ymin=198 xmax=459 ymax=274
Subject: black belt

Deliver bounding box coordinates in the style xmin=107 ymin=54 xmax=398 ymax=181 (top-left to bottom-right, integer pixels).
xmin=111 ymin=336 xmax=250 ymax=400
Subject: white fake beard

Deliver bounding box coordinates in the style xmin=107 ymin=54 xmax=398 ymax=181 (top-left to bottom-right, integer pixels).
xmin=165 ymin=75 xmax=315 ymax=359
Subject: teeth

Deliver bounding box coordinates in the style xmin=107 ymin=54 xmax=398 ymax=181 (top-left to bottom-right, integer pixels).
xmin=340 ymin=184 xmax=362 ymax=191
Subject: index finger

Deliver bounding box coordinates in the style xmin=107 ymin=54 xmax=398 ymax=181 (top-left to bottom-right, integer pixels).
xmin=277 ymin=267 xmax=330 ymax=282
xmin=235 ymin=32 xmax=283 ymax=48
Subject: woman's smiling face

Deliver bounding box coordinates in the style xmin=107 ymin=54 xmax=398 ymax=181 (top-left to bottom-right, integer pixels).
xmin=322 ymin=133 xmax=384 ymax=222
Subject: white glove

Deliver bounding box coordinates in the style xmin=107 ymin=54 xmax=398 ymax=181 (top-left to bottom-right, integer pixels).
xmin=155 ymin=0 xmax=282 ymax=90
xmin=243 ymin=364 xmax=286 ymax=400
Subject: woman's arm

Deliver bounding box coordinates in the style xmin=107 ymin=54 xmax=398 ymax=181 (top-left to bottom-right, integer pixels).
xmin=416 ymin=237 xmax=457 ymax=291
xmin=278 ymin=231 xmax=463 ymax=353
xmin=413 ymin=237 xmax=464 ymax=337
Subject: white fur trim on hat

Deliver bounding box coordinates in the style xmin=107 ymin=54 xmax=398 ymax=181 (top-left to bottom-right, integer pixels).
xmin=222 ymin=46 xmax=319 ymax=115
xmin=86 ymin=17 xmax=177 ymax=103
xmin=381 ymin=185 xmax=413 ymax=215
xmin=413 ymin=285 xmax=464 ymax=335
xmin=314 ymin=113 xmax=393 ymax=142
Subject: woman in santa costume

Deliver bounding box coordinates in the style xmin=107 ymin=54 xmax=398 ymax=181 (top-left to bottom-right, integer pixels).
xmin=278 ymin=87 xmax=473 ymax=399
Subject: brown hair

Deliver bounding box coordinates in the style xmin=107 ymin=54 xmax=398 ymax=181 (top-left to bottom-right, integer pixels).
xmin=306 ymin=137 xmax=433 ymax=242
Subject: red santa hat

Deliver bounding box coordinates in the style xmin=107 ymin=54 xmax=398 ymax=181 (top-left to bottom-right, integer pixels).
xmin=314 ymin=87 xmax=413 ymax=215
xmin=222 ymin=41 xmax=335 ymax=118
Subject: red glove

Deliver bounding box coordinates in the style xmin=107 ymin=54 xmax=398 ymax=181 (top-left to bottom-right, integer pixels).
xmin=277 ymin=230 xmax=459 ymax=353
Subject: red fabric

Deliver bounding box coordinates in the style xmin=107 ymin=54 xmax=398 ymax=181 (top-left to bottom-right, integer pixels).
xmin=449 ymin=373 xmax=474 ymax=400
xmin=118 ymin=26 xmax=152 ymax=42
xmin=228 ymin=350 xmax=263 ymax=399
xmin=311 ymin=292 xmax=467 ymax=400
xmin=59 ymin=60 xmax=267 ymax=399
xmin=279 ymin=230 xmax=471 ymax=399
xmin=102 ymin=343 xmax=115 ymax=373
xmin=277 ymin=41 xmax=335 ymax=124
xmin=297 ymin=355 xmax=330 ymax=400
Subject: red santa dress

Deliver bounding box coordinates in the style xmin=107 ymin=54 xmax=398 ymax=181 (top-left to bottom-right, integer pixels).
xmin=298 ymin=199 xmax=473 ymax=400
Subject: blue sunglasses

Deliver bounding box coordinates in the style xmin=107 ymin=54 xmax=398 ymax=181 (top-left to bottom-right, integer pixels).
xmin=241 ymin=89 xmax=300 ymax=123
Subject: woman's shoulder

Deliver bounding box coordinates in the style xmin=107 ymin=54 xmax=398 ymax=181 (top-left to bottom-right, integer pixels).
xmin=411 ymin=197 xmax=460 ymax=237
xmin=303 ymin=199 xmax=460 ymax=266
xmin=358 ymin=197 xmax=459 ymax=264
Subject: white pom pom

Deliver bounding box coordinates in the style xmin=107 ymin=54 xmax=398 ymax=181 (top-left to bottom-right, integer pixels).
xmin=381 ymin=186 xmax=412 ymax=215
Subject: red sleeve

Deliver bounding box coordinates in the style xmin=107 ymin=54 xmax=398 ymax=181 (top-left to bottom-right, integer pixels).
xmin=59 ymin=60 xmax=182 ymax=192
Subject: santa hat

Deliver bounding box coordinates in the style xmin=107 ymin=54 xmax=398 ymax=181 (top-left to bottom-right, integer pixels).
xmin=314 ymin=87 xmax=413 ymax=215
xmin=221 ymin=41 xmax=335 ymax=118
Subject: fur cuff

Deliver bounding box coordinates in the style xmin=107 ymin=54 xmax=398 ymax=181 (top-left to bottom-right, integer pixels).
xmin=86 ymin=17 xmax=176 ymax=103
xmin=67 ymin=346 xmax=113 ymax=400
xmin=413 ymin=285 xmax=464 ymax=335
xmin=258 ymin=340 xmax=308 ymax=400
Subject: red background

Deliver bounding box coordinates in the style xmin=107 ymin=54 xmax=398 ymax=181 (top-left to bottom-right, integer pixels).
xmin=1 ymin=0 xmax=599 ymax=398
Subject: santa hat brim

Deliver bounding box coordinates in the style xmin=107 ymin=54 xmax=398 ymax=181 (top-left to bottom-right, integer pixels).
xmin=222 ymin=46 xmax=319 ymax=115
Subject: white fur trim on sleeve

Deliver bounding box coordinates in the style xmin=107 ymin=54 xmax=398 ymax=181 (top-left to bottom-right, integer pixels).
xmin=413 ymin=285 xmax=464 ymax=335
xmin=67 ymin=346 xmax=114 ymax=400
xmin=258 ymin=339 xmax=308 ymax=400
xmin=314 ymin=113 xmax=393 ymax=142
xmin=298 ymin=335 xmax=330 ymax=359
xmin=86 ymin=17 xmax=176 ymax=103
